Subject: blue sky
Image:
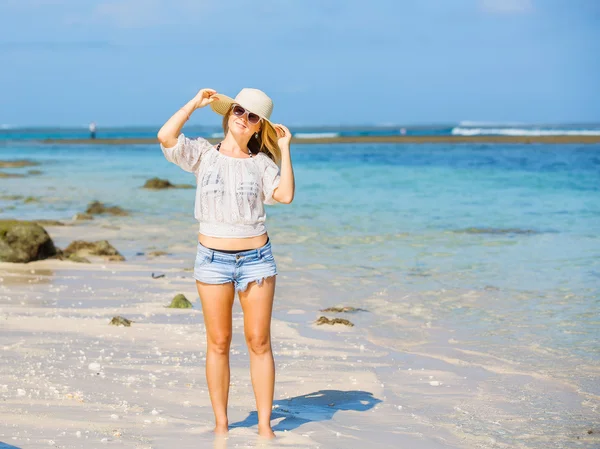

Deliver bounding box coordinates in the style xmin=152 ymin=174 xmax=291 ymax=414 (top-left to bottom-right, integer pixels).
xmin=1 ymin=0 xmax=599 ymax=127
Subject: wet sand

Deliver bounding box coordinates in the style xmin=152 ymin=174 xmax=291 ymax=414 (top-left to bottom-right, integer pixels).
xmin=38 ymin=135 xmax=600 ymax=145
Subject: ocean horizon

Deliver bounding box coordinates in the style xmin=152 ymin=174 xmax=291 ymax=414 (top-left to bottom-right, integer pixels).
xmin=2 ymin=122 xmax=600 ymax=142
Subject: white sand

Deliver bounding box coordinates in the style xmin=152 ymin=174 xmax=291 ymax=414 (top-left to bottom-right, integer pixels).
xmin=1 ymin=224 xmax=598 ymax=448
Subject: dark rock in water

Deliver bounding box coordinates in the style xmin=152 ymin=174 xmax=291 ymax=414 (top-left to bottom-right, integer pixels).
xmin=23 ymin=196 xmax=39 ymax=204
xmin=27 ymin=170 xmax=43 ymax=175
xmin=85 ymin=200 xmax=129 ymax=216
xmin=0 ymin=220 xmax=58 ymax=263
xmin=109 ymin=316 xmax=132 ymax=327
xmin=68 ymin=253 xmax=91 ymax=263
xmin=148 ymin=250 xmax=169 ymax=257
xmin=143 ymin=178 xmax=172 ymax=189
xmin=0 ymin=172 xmax=26 ymax=178
xmin=0 ymin=159 xmax=40 ymax=168
xmin=63 ymin=240 xmax=125 ymax=261
xmin=167 ymin=294 xmax=193 ymax=309
xmin=73 ymin=213 xmax=94 ymax=221
xmin=484 ymin=285 xmax=500 ymax=291
xmin=143 ymin=177 xmax=194 ymax=189
xmin=315 ymin=316 xmax=354 ymax=327
xmin=320 ymin=306 xmax=368 ymax=313
xmin=454 ymin=227 xmax=538 ymax=235
xmin=151 ymin=272 xmax=165 ymax=279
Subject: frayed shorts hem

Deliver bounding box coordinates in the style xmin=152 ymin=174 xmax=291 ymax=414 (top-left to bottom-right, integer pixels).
xmin=193 ymin=274 xmax=277 ymax=293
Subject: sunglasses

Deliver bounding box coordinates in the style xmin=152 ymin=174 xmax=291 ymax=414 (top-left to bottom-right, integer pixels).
xmin=232 ymin=104 xmax=262 ymax=125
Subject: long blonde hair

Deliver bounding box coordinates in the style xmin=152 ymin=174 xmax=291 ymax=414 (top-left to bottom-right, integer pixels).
xmin=222 ymin=108 xmax=282 ymax=165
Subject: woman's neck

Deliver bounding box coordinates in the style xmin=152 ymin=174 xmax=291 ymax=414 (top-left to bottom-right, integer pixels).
xmin=221 ymin=132 xmax=250 ymax=155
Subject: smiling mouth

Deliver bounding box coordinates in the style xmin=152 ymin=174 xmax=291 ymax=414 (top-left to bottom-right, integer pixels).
xmin=235 ymin=121 xmax=247 ymax=129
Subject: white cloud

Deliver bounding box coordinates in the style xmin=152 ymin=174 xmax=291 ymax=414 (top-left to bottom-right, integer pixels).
xmin=481 ymin=0 xmax=533 ymax=14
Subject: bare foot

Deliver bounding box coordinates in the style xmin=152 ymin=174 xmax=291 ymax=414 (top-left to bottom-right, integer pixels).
xmin=258 ymin=424 xmax=275 ymax=439
xmin=214 ymin=423 xmax=229 ymax=435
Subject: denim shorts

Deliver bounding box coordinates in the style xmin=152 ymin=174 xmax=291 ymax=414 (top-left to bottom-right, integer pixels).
xmin=193 ymin=240 xmax=278 ymax=292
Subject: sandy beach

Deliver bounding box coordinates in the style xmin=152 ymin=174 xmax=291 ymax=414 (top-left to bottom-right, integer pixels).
xmin=1 ymin=217 xmax=598 ymax=449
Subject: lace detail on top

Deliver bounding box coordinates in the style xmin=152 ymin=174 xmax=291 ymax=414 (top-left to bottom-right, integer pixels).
xmin=160 ymin=133 xmax=213 ymax=173
xmin=160 ymin=133 xmax=281 ymax=238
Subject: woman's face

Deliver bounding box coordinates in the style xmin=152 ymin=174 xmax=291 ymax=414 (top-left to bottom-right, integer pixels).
xmin=228 ymin=106 xmax=261 ymax=139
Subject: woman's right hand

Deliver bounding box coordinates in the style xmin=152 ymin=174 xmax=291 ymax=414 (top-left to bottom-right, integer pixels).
xmin=193 ymin=88 xmax=218 ymax=109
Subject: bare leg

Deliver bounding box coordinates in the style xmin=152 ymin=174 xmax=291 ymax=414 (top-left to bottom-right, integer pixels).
xmin=197 ymin=281 xmax=235 ymax=434
xmin=238 ymin=276 xmax=276 ymax=438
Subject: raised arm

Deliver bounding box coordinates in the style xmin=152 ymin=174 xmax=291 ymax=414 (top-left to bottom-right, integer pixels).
xmin=272 ymin=124 xmax=295 ymax=204
xmin=157 ymin=89 xmax=218 ymax=148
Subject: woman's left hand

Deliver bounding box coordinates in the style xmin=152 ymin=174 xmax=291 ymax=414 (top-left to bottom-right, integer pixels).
xmin=275 ymin=124 xmax=292 ymax=148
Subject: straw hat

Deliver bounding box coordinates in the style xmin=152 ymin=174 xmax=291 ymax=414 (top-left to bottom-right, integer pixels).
xmin=210 ymin=88 xmax=274 ymax=123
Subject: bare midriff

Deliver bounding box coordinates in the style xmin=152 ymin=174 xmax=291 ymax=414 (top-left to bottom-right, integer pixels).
xmin=198 ymin=232 xmax=269 ymax=251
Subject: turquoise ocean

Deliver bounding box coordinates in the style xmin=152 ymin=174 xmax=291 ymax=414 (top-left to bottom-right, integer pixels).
xmin=1 ymin=136 xmax=599 ymax=443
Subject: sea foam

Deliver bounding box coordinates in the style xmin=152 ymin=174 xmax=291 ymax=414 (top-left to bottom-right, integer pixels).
xmin=451 ymin=127 xmax=600 ymax=136
xmin=293 ymin=132 xmax=340 ymax=139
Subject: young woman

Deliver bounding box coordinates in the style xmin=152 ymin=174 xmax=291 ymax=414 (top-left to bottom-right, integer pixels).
xmin=157 ymin=88 xmax=295 ymax=438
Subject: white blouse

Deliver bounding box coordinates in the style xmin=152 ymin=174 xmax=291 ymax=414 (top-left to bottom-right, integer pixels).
xmin=160 ymin=134 xmax=281 ymax=238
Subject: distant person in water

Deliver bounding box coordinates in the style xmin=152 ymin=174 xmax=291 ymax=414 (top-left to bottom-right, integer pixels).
xmin=89 ymin=122 xmax=96 ymax=139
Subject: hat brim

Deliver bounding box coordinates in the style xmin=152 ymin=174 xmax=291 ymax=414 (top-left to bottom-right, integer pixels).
xmin=209 ymin=94 xmax=236 ymax=116
xmin=209 ymin=95 xmax=273 ymax=124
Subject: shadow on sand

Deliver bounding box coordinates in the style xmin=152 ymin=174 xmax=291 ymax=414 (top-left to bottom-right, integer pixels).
xmin=230 ymin=389 xmax=382 ymax=432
